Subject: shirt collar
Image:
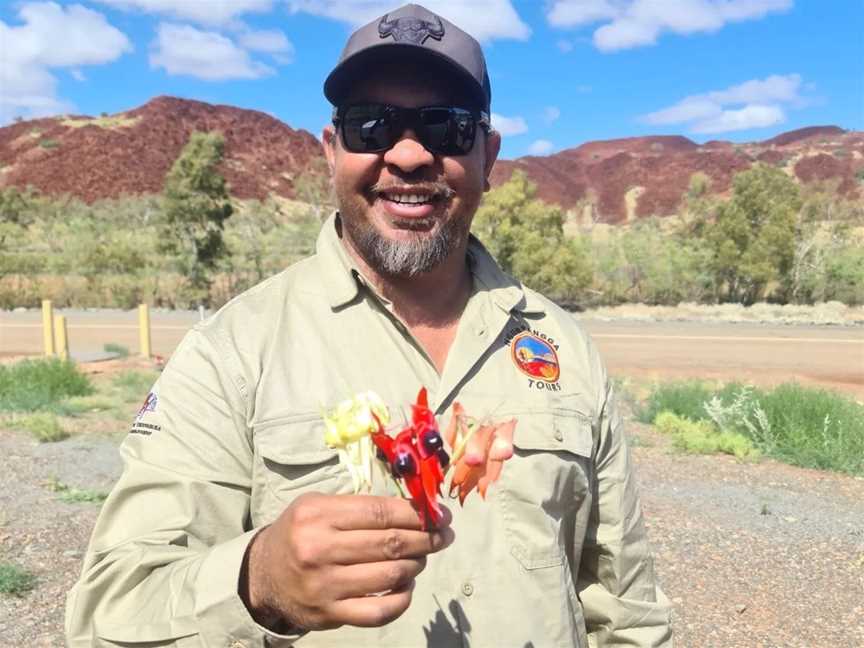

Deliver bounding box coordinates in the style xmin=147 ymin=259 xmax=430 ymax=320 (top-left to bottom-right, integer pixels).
xmin=316 ymin=211 xmax=546 ymax=316
xmin=316 ymin=212 xmax=364 ymax=309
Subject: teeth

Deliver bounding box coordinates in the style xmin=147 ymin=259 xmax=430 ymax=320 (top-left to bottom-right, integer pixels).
xmin=386 ymin=193 xmax=432 ymax=204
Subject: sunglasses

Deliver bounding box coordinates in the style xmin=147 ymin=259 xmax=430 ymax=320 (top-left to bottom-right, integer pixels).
xmin=333 ymin=103 xmax=491 ymax=156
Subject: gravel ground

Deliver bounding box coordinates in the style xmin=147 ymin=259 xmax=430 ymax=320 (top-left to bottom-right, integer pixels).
xmin=1 ymin=417 xmax=862 ymax=647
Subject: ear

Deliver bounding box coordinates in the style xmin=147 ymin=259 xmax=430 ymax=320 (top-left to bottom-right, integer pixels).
xmin=482 ymin=129 xmax=501 ymax=192
xmin=322 ymin=124 xmax=338 ymax=175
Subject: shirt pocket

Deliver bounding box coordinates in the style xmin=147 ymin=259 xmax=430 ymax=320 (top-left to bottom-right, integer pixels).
xmin=252 ymin=414 xmax=350 ymax=523
xmin=497 ymin=410 xmax=594 ymax=571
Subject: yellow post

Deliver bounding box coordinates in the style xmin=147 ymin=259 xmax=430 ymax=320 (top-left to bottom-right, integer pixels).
xmin=138 ymin=304 xmax=151 ymax=359
xmin=41 ymin=299 xmax=55 ymax=356
xmin=54 ymin=314 xmax=68 ymax=360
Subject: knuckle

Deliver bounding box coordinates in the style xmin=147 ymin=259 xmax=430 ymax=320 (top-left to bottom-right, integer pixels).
xmin=292 ymin=541 xmax=320 ymax=570
xmin=385 ymin=562 xmax=409 ymax=590
xmin=370 ymin=499 xmax=391 ymax=528
xmin=382 ymin=530 xmax=405 ymax=560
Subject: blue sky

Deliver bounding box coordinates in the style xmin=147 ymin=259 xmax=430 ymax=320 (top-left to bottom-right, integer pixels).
xmin=1 ymin=0 xmax=862 ymax=159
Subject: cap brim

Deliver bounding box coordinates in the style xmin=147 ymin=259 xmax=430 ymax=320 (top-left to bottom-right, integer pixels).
xmin=324 ymin=43 xmax=487 ymax=111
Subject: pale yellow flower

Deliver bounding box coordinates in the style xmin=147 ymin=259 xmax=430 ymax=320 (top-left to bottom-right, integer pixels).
xmin=323 ymin=391 xmax=390 ymax=493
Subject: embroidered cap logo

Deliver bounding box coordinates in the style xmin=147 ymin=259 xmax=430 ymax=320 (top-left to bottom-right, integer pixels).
xmin=378 ymin=13 xmax=445 ymax=45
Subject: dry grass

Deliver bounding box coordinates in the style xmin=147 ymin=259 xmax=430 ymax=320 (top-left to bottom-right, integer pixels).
xmin=60 ymin=115 xmax=140 ymax=130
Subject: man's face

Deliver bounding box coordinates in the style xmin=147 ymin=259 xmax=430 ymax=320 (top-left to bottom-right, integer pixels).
xmin=322 ymin=62 xmax=500 ymax=278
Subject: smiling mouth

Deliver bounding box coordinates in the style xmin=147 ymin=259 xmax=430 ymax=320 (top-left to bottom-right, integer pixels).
xmin=381 ymin=193 xmax=436 ymax=205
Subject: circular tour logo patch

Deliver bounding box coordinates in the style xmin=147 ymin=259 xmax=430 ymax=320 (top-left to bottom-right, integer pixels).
xmin=511 ymin=332 xmax=560 ymax=383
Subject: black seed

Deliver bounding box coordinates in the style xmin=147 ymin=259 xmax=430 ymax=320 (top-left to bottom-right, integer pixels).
xmin=393 ymin=452 xmax=417 ymax=477
xmin=422 ymin=429 xmax=443 ymax=455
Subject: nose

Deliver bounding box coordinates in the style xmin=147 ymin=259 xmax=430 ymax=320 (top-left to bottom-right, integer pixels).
xmin=382 ymin=128 xmax=435 ymax=173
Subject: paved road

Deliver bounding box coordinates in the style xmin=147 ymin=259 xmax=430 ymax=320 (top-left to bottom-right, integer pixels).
xmin=2 ymin=310 xmax=862 ymax=397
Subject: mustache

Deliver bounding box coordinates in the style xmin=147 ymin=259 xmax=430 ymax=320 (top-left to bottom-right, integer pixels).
xmin=369 ymin=180 xmax=455 ymax=199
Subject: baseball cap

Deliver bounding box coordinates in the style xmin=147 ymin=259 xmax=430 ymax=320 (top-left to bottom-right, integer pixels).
xmin=324 ymin=3 xmax=491 ymax=112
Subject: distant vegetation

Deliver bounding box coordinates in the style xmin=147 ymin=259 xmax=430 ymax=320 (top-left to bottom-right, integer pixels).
xmin=0 ymin=140 xmax=861 ymax=309
xmin=638 ymin=381 xmax=864 ymax=476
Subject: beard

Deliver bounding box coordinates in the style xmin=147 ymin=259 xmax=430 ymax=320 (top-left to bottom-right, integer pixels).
xmin=336 ymin=181 xmax=468 ymax=278
xmin=344 ymin=213 xmax=464 ymax=277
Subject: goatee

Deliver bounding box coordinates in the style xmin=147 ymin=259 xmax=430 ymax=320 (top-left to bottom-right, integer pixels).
xmin=343 ymin=213 xmax=464 ymax=277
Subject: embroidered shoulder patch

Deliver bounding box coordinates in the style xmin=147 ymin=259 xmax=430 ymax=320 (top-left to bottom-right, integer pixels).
xmin=511 ymin=332 xmax=560 ymax=383
xmin=130 ymin=391 xmax=161 ymax=435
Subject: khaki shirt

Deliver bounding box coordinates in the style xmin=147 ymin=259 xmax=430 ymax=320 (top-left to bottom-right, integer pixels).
xmin=66 ymin=214 xmax=672 ymax=647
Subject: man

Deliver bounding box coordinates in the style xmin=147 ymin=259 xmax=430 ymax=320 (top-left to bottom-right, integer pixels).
xmin=66 ymin=4 xmax=671 ymax=646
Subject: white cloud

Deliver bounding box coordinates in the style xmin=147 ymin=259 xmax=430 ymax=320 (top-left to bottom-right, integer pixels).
xmin=528 ymin=139 xmax=554 ymax=155
xmin=95 ymin=0 xmax=273 ymax=26
xmin=641 ymin=74 xmax=803 ymax=134
xmin=547 ymin=0 xmax=793 ymax=51
xmin=543 ymin=106 xmax=561 ymax=124
xmin=491 ymin=113 xmax=528 ymax=136
xmin=150 ymin=23 xmax=274 ymax=80
xmin=238 ymin=28 xmax=292 ymax=54
xmin=0 ymin=2 xmax=131 ymax=123
xmin=690 ymin=104 xmax=784 ymax=134
xmin=286 ymin=0 xmax=530 ymax=42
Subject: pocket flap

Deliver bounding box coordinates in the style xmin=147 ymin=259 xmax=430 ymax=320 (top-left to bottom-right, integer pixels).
xmin=97 ymin=616 xmax=198 ymax=643
xmin=255 ymin=416 xmax=338 ymax=465
xmin=511 ymin=412 xmax=594 ymax=458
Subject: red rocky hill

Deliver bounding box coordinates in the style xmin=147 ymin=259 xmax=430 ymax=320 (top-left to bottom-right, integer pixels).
xmin=491 ymin=126 xmax=863 ymax=223
xmin=0 ymin=96 xmax=322 ymax=203
xmin=0 ymin=97 xmax=860 ymax=223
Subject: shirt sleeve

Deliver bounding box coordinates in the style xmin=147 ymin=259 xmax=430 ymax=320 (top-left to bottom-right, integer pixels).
xmin=576 ymin=379 xmax=673 ymax=647
xmin=64 ymin=326 xmax=302 ymax=647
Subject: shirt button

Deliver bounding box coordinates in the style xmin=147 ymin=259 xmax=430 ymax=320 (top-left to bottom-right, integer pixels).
xmin=554 ymin=430 xmax=564 ymax=442
xmin=462 ymin=582 xmax=474 ymax=596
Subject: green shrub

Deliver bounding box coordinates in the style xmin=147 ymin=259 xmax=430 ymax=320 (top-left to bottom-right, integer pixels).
xmin=103 ymin=343 xmax=130 ymax=358
xmin=112 ymin=371 xmax=157 ymax=402
xmin=0 ymin=563 xmax=36 ymax=597
xmin=0 ymin=358 xmax=93 ymax=412
xmin=46 ymin=477 xmax=108 ymax=504
xmin=13 ymin=412 xmax=69 ymax=442
xmin=636 ymin=381 xmax=716 ymax=423
xmin=654 ymin=411 xmax=758 ymax=459
xmin=644 ymin=381 xmax=864 ymax=475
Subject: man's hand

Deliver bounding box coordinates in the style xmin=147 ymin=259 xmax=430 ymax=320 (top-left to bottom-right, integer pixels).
xmin=240 ymin=493 xmax=454 ymax=632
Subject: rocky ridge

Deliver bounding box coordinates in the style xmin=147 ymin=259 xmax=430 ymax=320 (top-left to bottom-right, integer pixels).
xmin=1 ymin=97 xmax=860 ymax=223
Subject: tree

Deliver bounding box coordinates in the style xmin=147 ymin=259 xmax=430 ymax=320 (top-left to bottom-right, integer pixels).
xmin=160 ymin=131 xmax=233 ymax=304
xmin=472 ymin=170 xmax=592 ymax=307
xmin=705 ymin=164 xmax=801 ymax=304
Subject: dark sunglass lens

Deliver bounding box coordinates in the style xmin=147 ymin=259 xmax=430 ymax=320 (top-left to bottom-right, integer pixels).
xmin=342 ymin=105 xmax=395 ymax=152
xmin=420 ymin=108 xmax=476 ymax=155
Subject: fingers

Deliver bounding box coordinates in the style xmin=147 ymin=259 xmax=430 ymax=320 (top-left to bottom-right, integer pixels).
xmin=330 ymin=558 xmax=425 ymax=600
xmin=328 ymin=582 xmax=416 ymax=628
xmin=326 ymin=525 xmax=455 ymax=564
xmin=330 ymin=494 xmax=445 ymax=531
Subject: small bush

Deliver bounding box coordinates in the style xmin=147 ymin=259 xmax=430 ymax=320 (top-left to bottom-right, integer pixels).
xmin=103 ymin=343 xmax=130 ymax=358
xmin=0 ymin=563 xmax=36 ymax=597
xmin=654 ymin=411 xmax=759 ymax=459
xmin=643 ymin=381 xmax=864 ymax=475
xmin=38 ymin=139 xmax=59 ymax=149
xmin=112 ymin=371 xmax=157 ymax=402
xmin=13 ymin=412 xmax=69 ymax=442
xmin=0 ymin=358 xmax=93 ymax=412
xmin=45 ymin=477 xmax=108 ymax=504
xmin=636 ymin=381 xmax=716 ymax=423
